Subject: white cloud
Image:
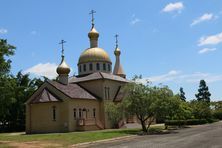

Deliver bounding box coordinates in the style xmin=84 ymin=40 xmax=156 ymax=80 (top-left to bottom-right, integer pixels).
xmin=24 ymin=63 xmax=58 ymax=79
xmin=191 ymin=13 xmax=215 ymax=26
xmin=138 ymin=70 xmax=181 ymax=84
xmin=0 ymin=28 xmax=8 ymax=34
xmin=162 ymin=2 xmax=184 ymax=13
xmin=198 ymin=32 xmax=222 ymax=46
xmin=138 ymin=70 xmax=222 ymax=84
xmin=198 ymin=48 xmax=217 ymax=54
xmin=130 ymin=14 xmax=141 ymax=25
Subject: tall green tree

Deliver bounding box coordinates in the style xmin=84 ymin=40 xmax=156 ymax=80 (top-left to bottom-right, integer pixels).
xmin=0 ymin=39 xmax=15 ymax=76
xmin=195 ymin=80 xmax=211 ymax=103
xmin=179 ymin=87 xmax=186 ymax=102
xmin=0 ymin=39 xmax=16 ymax=131
xmin=0 ymin=39 xmax=43 ymax=131
xmin=123 ymin=82 xmax=180 ymax=132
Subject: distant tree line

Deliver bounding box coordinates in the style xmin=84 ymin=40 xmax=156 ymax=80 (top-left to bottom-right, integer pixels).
xmin=0 ymin=39 xmax=44 ymax=132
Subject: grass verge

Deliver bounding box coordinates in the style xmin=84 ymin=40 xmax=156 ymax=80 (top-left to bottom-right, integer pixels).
xmin=0 ymin=126 xmax=164 ymax=147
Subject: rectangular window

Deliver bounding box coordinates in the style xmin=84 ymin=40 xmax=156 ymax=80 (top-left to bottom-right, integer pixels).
xmin=104 ymin=87 xmax=106 ymax=99
xmin=104 ymin=87 xmax=110 ymax=99
xmin=107 ymin=87 xmax=110 ymax=99
xmin=103 ymin=63 xmax=106 ymax=70
xmin=93 ymin=108 xmax=96 ymax=118
xmin=79 ymin=109 xmax=82 ymax=118
xmin=73 ymin=108 xmax=76 ymax=119
xmin=96 ymin=63 xmax=100 ymax=70
xmin=83 ymin=64 xmax=86 ymax=71
xmin=108 ymin=64 xmax=111 ymax=71
xmin=52 ymin=106 xmax=56 ymax=121
xmin=90 ymin=63 xmax=93 ymax=71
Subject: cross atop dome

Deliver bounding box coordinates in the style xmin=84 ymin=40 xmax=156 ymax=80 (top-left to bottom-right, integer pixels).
xmin=59 ymin=39 xmax=66 ymax=58
xmin=89 ymin=10 xmax=96 ymax=28
xmin=115 ymin=34 xmax=119 ymax=48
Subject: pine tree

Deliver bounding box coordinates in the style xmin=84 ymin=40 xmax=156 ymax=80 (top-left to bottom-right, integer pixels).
xmin=195 ymin=80 xmax=211 ymax=103
xmin=179 ymin=87 xmax=186 ymax=101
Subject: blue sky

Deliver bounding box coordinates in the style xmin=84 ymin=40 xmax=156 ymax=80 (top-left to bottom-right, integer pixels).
xmin=1 ymin=0 xmax=222 ymax=101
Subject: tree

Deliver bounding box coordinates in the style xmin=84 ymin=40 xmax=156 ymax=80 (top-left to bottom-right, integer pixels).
xmin=195 ymin=80 xmax=211 ymax=103
xmin=179 ymin=87 xmax=186 ymax=101
xmin=0 ymin=39 xmax=16 ymax=131
xmin=8 ymin=72 xmax=43 ymax=130
xmin=105 ymin=102 xmax=124 ymax=128
xmin=0 ymin=39 xmax=15 ymax=76
xmin=190 ymin=99 xmax=212 ymax=119
xmin=0 ymin=39 xmax=43 ymax=131
xmin=123 ymin=82 xmax=176 ymax=132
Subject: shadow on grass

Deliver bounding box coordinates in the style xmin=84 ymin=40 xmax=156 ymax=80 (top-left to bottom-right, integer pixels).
xmin=102 ymin=129 xmax=141 ymax=135
xmin=103 ymin=127 xmax=179 ymax=136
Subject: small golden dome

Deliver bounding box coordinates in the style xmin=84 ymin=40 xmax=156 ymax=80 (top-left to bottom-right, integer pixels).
xmin=88 ymin=27 xmax=99 ymax=39
xmin=78 ymin=47 xmax=111 ymax=65
xmin=114 ymin=47 xmax=121 ymax=56
xmin=57 ymin=57 xmax=71 ymax=75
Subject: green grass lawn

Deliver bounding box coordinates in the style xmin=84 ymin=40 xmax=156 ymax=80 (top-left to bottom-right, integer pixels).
xmin=0 ymin=126 xmax=164 ymax=147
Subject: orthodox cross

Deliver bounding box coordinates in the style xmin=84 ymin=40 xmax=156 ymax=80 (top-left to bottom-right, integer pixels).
xmin=115 ymin=34 xmax=119 ymax=48
xmin=89 ymin=10 xmax=96 ymax=27
xmin=59 ymin=39 xmax=66 ymax=57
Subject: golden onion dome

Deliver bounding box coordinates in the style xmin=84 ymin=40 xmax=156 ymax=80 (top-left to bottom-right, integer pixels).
xmin=56 ymin=56 xmax=71 ymax=75
xmin=88 ymin=27 xmax=99 ymax=39
xmin=78 ymin=47 xmax=111 ymax=65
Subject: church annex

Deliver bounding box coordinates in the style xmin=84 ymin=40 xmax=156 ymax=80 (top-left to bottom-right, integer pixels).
xmin=25 ymin=11 xmax=128 ymax=134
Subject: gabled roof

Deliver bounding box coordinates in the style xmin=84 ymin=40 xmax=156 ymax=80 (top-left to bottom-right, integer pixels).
xmin=69 ymin=72 xmax=129 ymax=83
xmin=47 ymin=81 xmax=96 ymax=100
xmin=31 ymin=88 xmax=61 ymax=103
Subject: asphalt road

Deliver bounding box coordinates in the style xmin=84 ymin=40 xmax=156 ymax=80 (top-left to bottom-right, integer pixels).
xmin=84 ymin=121 xmax=222 ymax=148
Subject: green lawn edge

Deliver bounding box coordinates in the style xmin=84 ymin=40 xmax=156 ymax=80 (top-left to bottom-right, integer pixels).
xmin=0 ymin=126 xmax=164 ymax=147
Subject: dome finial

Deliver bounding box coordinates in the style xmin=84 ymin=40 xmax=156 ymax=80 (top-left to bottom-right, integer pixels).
xmin=88 ymin=10 xmax=99 ymax=48
xmin=57 ymin=40 xmax=70 ymax=76
xmin=113 ymin=34 xmax=126 ymax=78
xmin=89 ymin=10 xmax=96 ymax=28
xmin=115 ymin=34 xmax=119 ymax=48
xmin=114 ymin=34 xmax=121 ymax=56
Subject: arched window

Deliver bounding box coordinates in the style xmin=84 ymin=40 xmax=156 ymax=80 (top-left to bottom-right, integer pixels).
xmin=89 ymin=63 xmax=93 ymax=71
xmin=96 ymin=63 xmax=100 ymax=70
xmin=52 ymin=106 xmax=56 ymax=121
xmin=93 ymin=108 xmax=96 ymax=118
xmin=108 ymin=64 xmax=111 ymax=71
xmin=103 ymin=63 xmax=106 ymax=71
xmin=79 ymin=109 xmax=82 ymax=118
xmin=73 ymin=108 xmax=77 ymax=119
xmin=83 ymin=64 xmax=86 ymax=71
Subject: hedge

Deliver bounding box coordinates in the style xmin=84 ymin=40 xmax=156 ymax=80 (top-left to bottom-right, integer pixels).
xmin=165 ymin=119 xmax=212 ymax=127
xmin=213 ymin=110 xmax=222 ymax=120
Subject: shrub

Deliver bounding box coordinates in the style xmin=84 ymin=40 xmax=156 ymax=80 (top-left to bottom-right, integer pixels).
xmin=212 ymin=110 xmax=222 ymax=120
xmin=165 ymin=120 xmax=186 ymax=127
xmin=207 ymin=118 xmax=219 ymax=123
xmin=186 ymin=119 xmax=207 ymax=125
xmin=165 ymin=119 xmax=209 ymax=127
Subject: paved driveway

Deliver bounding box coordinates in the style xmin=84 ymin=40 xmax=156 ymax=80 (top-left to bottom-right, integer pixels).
xmin=83 ymin=121 xmax=222 ymax=148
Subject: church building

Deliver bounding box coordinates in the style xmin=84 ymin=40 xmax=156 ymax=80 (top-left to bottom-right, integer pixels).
xmin=25 ymin=12 xmax=128 ymax=134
